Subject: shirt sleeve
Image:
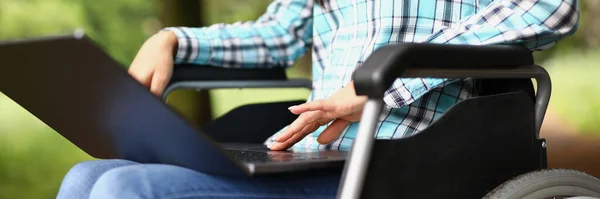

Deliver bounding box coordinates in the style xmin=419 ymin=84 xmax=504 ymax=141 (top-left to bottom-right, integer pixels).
xmin=383 ymin=0 xmax=580 ymax=109
xmin=164 ymin=0 xmax=314 ymax=68
xmin=424 ymin=0 xmax=580 ymax=49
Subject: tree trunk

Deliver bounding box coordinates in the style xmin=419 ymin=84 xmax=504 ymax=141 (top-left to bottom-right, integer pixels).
xmin=584 ymin=0 xmax=600 ymax=48
xmin=157 ymin=0 xmax=213 ymax=125
xmin=158 ymin=0 xmax=202 ymax=27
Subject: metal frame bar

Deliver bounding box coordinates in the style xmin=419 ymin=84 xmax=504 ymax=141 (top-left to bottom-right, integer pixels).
xmin=337 ymin=65 xmax=551 ymax=199
xmin=162 ymin=79 xmax=313 ymax=101
xmin=336 ymin=100 xmax=384 ymax=199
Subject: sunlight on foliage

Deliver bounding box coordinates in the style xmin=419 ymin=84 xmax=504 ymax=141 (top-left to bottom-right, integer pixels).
xmin=0 ymin=93 xmax=93 ymax=199
xmin=544 ymin=49 xmax=600 ymax=135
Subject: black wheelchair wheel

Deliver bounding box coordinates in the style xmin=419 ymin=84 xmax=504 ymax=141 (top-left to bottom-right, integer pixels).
xmin=483 ymin=169 xmax=600 ymax=199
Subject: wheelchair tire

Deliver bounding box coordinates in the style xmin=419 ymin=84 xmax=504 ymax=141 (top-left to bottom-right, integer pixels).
xmin=483 ymin=169 xmax=600 ymax=199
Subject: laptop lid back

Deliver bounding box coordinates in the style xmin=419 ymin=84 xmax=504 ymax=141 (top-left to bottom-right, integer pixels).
xmin=0 ymin=34 xmax=247 ymax=175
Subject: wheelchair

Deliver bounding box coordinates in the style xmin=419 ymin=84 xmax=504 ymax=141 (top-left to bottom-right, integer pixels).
xmin=162 ymin=43 xmax=600 ymax=199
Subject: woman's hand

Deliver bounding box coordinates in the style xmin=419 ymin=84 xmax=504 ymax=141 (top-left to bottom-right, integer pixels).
xmin=269 ymin=81 xmax=368 ymax=151
xmin=128 ymin=30 xmax=178 ymax=96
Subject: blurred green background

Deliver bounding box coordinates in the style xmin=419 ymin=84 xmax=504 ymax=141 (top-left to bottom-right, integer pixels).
xmin=0 ymin=0 xmax=599 ymax=198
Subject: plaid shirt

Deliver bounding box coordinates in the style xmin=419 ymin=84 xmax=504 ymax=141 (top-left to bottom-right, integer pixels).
xmin=166 ymin=0 xmax=578 ymax=150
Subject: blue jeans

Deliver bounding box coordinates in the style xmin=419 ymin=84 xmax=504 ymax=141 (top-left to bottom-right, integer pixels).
xmin=56 ymin=159 xmax=340 ymax=199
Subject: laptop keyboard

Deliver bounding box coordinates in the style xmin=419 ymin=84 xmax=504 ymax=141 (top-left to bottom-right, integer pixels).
xmin=226 ymin=149 xmax=329 ymax=163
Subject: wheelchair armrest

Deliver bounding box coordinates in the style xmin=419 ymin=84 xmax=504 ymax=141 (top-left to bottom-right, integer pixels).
xmin=353 ymin=43 xmax=534 ymax=97
xmin=162 ymin=65 xmax=312 ymax=101
xmin=352 ymin=43 xmax=549 ymax=135
xmin=171 ymin=64 xmax=288 ymax=82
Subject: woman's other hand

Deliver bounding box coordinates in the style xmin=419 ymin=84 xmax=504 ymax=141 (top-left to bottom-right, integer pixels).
xmin=128 ymin=30 xmax=178 ymax=96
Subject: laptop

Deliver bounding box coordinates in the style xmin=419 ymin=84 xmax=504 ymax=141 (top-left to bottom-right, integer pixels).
xmin=0 ymin=33 xmax=346 ymax=176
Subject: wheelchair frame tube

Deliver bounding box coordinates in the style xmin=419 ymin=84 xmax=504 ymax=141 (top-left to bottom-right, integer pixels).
xmin=161 ymin=79 xmax=313 ymax=101
xmin=336 ymin=99 xmax=384 ymax=199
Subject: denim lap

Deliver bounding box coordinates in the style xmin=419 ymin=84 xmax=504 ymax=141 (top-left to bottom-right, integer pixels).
xmin=56 ymin=159 xmax=139 ymax=199
xmin=58 ymin=159 xmax=340 ymax=199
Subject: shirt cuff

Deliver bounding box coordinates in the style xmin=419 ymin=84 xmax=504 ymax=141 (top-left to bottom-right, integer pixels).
xmin=162 ymin=27 xmax=212 ymax=65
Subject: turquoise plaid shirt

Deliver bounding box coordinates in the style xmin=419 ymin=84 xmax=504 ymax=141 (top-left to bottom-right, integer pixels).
xmin=165 ymin=0 xmax=578 ymax=150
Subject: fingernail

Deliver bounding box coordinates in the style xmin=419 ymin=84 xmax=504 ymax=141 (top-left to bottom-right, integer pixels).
xmin=267 ymin=143 xmax=273 ymax=149
xmin=288 ymin=106 xmax=297 ymax=110
xmin=317 ymin=138 xmax=332 ymax=145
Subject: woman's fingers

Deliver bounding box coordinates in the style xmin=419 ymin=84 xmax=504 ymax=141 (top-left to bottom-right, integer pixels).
xmin=317 ymin=119 xmax=351 ymax=144
xmin=275 ymin=111 xmax=322 ymax=142
xmin=128 ymin=67 xmax=153 ymax=88
xmin=269 ymin=122 xmax=320 ymax=151
xmin=271 ymin=119 xmax=351 ymax=150
xmin=150 ymin=66 xmax=172 ymax=96
xmin=288 ymin=100 xmax=335 ymax=115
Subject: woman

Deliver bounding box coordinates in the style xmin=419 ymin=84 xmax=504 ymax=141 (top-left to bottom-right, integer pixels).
xmin=57 ymin=0 xmax=578 ymax=198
